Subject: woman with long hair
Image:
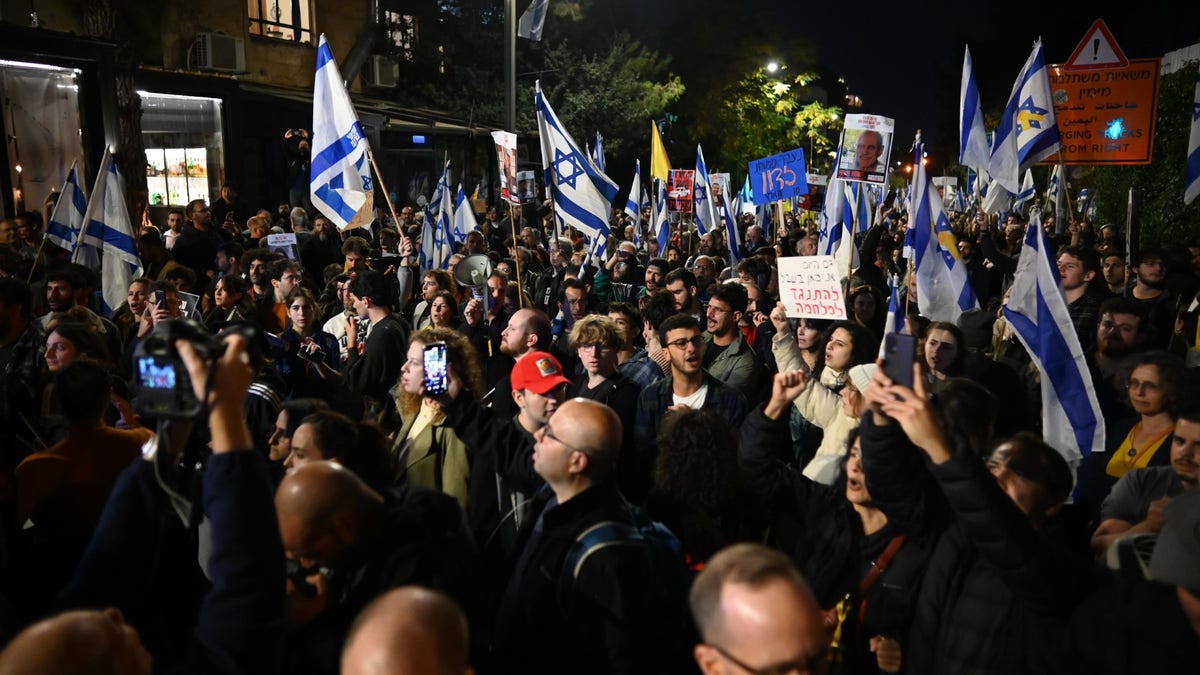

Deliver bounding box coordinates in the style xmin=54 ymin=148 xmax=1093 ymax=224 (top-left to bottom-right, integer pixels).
xmin=918 ymin=321 xmax=968 ymax=388
xmin=427 ymin=289 xmax=462 ymax=332
xmin=392 ymin=327 xmax=485 ymax=509
xmin=205 ymin=274 xmax=254 ymax=329
xmin=276 ymin=287 xmax=341 ymax=401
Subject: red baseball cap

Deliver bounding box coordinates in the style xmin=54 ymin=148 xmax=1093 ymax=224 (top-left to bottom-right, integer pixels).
xmin=511 ymin=351 xmax=570 ymax=395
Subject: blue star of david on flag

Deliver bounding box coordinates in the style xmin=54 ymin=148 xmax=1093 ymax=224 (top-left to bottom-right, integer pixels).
xmin=554 ymin=148 xmax=587 ymax=190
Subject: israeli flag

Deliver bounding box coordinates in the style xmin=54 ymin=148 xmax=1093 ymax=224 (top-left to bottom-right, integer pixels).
xmin=953 ymin=185 xmax=967 ymax=213
xmin=420 ymin=160 xmax=452 ymax=270
xmin=1003 ymin=210 xmax=1105 ymax=469
xmin=912 ymin=141 xmax=978 ymax=323
xmin=535 ymin=81 xmax=618 ymax=246
xmin=592 ymin=132 xmax=606 ymax=174
xmin=435 ymin=178 xmax=455 ymax=269
xmin=1013 ymin=169 xmax=1036 ymax=212
xmin=738 ymin=176 xmax=755 ymax=213
xmin=655 ymin=179 xmax=670 ymax=254
xmin=960 ymin=46 xmax=991 ymax=176
xmin=1186 ymin=67 xmax=1200 ymax=205
xmin=877 ymin=275 xmax=905 ymax=358
xmin=848 ymin=182 xmax=873 ymax=234
xmin=989 ymin=39 xmax=1061 ymax=194
xmin=77 ymin=148 xmax=143 ymax=314
xmin=694 ymin=144 xmax=718 ymax=236
xmin=310 ymin=35 xmax=374 ymax=231
xmin=45 ymin=160 xmax=87 ymax=254
xmin=981 ymin=177 xmax=1013 ymax=215
xmin=517 ymin=0 xmax=550 ymax=41
xmin=623 ymin=159 xmax=642 ymax=225
xmin=452 ymin=183 xmax=479 ymax=244
xmin=818 ymin=175 xmax=847 ymax=256
xmin=720 ymin=182 xmax=742 ymax=265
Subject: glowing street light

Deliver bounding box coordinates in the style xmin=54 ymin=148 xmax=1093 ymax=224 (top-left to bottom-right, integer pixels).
xmin=766 ymin=61 xmax=780 ymax=74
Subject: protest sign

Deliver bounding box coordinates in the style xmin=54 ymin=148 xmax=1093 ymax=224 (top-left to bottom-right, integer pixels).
xmin=777 ymin=255 xmax=847 ymax=320
xmin=667 ymin=169 xmax=695 ymax=213
xmin=748 ymin=148 xmax=808 ymax=204
xmin=266 ymin=233 xmax=299 ymax=261
xmin=836 ymin=114 xmax=894 ymax=186
xmin=491 ymin=131 xmax=519 ymax=204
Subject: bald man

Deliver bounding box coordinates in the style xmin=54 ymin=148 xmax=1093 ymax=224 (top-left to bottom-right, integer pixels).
xmin=341 ymin=587 xmax=473 ymax=675
xmin=690 ymin=543 xmax=830 ymax=675
xmin=492 ymin=398 xmax=674 ymax=674
xmin=275 ymin=462 xmax=478 ymax=675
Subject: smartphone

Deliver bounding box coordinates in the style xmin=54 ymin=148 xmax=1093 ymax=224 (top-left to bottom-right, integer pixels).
xmin=423 ymin=341 xmax=449 ymax=396
xmin=882 ymin=333 xmax=916 ymax=389
xmin=882 ymin=188 xmax=897 ymax=210
xmin=154 ymin=290 xmax=167 ymax=308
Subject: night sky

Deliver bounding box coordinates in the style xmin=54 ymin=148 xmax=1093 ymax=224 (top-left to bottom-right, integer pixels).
xmin=612 ymin=1 xmax=1200 ymax=168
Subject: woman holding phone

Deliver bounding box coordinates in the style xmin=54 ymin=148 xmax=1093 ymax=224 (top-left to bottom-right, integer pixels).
xmin=392 ymin=327 xmax=484 ymax=509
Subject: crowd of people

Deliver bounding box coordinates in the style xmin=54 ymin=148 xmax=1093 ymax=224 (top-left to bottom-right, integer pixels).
xmin=0 ymin=181 xmax=1197 ymax=674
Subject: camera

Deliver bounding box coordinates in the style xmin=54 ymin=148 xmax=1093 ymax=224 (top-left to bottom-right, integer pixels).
xmin=132 ymin=319 xmax=261 ymax=420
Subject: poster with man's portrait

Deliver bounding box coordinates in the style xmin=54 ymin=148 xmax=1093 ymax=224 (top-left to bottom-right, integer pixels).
xmin=836 ymin=114 xmax=895 ymax=186
xmin=491 ymin=130 xmax=519 ymax=205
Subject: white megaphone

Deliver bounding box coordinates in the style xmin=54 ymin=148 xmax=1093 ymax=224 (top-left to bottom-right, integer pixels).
xmin=454 ymin=253 xmax=495 ymax=309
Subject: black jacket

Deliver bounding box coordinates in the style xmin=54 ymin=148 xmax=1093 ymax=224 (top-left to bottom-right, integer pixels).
xmin=742 ymin=408 xmax=935 ymax=674
xmin=342 ymin=313 xmax=409 ymax=405
xmin=493 ymin=481 xmax=666 ymax=675
xmin=863 ymin=430 xmax=1094 ymax=675
xmin=568 ymin=371 xmax=641 ymax=498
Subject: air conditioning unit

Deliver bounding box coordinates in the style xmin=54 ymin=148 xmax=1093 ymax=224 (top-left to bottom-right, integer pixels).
xmin=366 ymin=55 xmax=399 ymax=88
xmin=194 ymin=32 xmax=246 ymax=73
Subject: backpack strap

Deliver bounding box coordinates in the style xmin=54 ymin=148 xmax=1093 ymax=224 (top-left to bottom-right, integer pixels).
xmin=557 ymin=520 xmax=645 ymax=613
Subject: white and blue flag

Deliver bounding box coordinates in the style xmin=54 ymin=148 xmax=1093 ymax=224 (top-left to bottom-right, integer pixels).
xmin=592 ymin=132 xmax=606 ymax=174
xmin=421 ymin=159 xmax=453 ymax=270
xmin=693 ymin=144 xmax=718 ymax=237
xmin=517 ymin=0 xmax=550 ymax=41
xmin=1186 ymin=66 xmax=1200 ymax=205
xmin=848 ymin=182 xmax=873 ymax=234
xmin=655 ymin=179 xmax=670 ymax=254
xmin=623 ymin=159 xmax=642 ymax=225
xmin=989 ymin=39 xmax=1061 ymax=194
xmin=45 ymin=160 xmax=87 ymax=254
xmin=877 ymin=275 xmax=905 ymax=358
xmin=1013 ymin=169 xmax=1036 ymax=212
xmin=535 ymin=81 xmax=618 ymax=248
xmin=981 ymin=177 xmax=1013 ymax=215
xmin=818 ymin=175 xmax=847 ymax=256
xmin=1002 ymin=210 xmax=1105 ymax=469
xmin=720 ymin=182 xmax=742 ymax=265
xmin=310 ymin=34 xmax=374 ymax=232
xmin=77 ymin=148 xmax=143 ymax=314
xmin=453 ymin=183 xmax=479 ymax=244
xmin=960 ymin=46 xmax=991 ymax=176
xmin=912 ymin=141 xmax=978 ymax=323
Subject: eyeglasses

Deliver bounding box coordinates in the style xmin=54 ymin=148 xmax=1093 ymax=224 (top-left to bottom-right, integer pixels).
xmin=707 ymin=304 xmax=733 ymax=316
xmin=577 ymin=342 xmax=613 ymax=353
xmin=666 ymin=336 xmax=704 ymax=350
xmin=1127 ymin=378 xmax=1162 ymax=392
xmin=541 ymin=422 xmax=588 ymax=455
xmin=706 ymin=642 xmax=830 ymax=675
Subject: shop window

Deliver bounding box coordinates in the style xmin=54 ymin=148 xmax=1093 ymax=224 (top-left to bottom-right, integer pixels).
xmin=0 ymin=60 xmax=84 ymax=215
xmin=248 ymin=0 xmax=313 ymax=43
xmin=140 ymin=92 xmax=225 ymax=208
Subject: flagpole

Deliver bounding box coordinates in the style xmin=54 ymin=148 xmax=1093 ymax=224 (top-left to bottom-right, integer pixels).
xmin=1054 ymin=150 xmax=1075 ymax=233
xmin=366 ymin=149 xmax=403 ymax=240
xmin=508 ymin=201 xmax=524 ymax=307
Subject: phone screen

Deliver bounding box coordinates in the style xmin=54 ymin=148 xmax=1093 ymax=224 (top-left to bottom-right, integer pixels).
xmin=882 ymin=333 xmax=916 ymax=388
xmin=423 ymin=342 xmax=448 ymax=396
xmin=154 ymin=290 xmax=167 ymax=308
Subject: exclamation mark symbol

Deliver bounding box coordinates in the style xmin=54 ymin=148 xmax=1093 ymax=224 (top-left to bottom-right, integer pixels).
xmin=1093 ymin=38 xmax=1100 ymax=61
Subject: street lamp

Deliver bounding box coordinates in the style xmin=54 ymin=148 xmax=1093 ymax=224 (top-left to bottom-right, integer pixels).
xmin=766 ymin=61 xmax=780 ymax=74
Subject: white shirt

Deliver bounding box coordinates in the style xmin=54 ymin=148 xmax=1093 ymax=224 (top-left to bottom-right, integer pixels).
xmin=672 ymin=383 xmax=708 ymax=410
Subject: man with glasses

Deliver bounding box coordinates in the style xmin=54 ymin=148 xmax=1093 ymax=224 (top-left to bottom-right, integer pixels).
xmin=493 ymin=397 xmax=669 ymax=674
xmin=703 ymin=282 xmax=765 ymax=404
xmin=633 ymin=314 xmax=748 ymax=502
xmin=690 ymin=543 xmax=830 ymax=675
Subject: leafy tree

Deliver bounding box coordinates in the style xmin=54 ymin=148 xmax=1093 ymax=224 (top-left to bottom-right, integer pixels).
xmin=1080 ymin=65 xmax=1200 ymax=244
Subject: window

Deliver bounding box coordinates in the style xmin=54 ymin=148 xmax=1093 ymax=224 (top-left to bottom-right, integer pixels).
xmin=140 ymin=92 xmax=225 ymax=207
xmin=383 ymin=10 xmax=418 ymax=62
xmin=0 ymin=60 xmax=83 ymax=215
xmin=248 ymin=0 xmax=313 ymax=43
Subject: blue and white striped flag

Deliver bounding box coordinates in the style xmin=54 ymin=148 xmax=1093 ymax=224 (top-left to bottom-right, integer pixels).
xmin=1013 ymin=169 xmax=1036 ymax=212
xmin=848 ymin=182 xmax=873 ymax=234
xmin=655 ymin=179 xmax=670 ymax=254
xmin=310 ymin=34 xmax=374 ymax=232
xmin=1002 ymin=210 xmax=1105 ymax=469
xmin=45 ymin=160 xmax=87 ymax=254
xmin=912 ymin=140 xmax=978 ymax=323
xmin=517 ymin=0 xmax=550 ymax=41
xmin=877 ymin=275 xmax=905 ymax=358
xmin=693 ymin=144 xmax=719 ymax=236
xmin=77 ymin=148 xmax=143 ymax=314
xmin=421 ymin=160 xmax=452 ymax=270
xmin=989 ymin=39 xmax=1061 ymax=194
xmin=1186 ymin=66 xmax=1200 ymax=205
xmin=623 ymin=159 xmax=642 ymax=225
xmin=981 ymin=177 xmax=1013 ymax=215
xmin=592 ymin=132 xmax=606 ymax=174
xmin=960 ymin=46 xmax=991 ymax=176
xmin=453 ymin=183 xmax=479 ymax=244
xmin=953 ymin=185 xmax=967 ymax=213
xmin=818 ymin=175 xmax=847 ymax=256
xmin=535 ymin=81 xmax=617 ymax=248
xmin=720 ymin=182 xmax=742 ymax=265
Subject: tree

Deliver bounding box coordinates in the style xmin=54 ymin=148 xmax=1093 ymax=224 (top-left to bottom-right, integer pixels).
xmin=1085 ymin=65 xmax=1200 ymax=244
xmin=695 ymin=67 xmax=843 ymax=179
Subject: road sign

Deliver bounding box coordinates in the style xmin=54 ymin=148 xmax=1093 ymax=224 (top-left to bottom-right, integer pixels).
xmin=1064 ymin=19 xmax=1129 ymax=71
xmin=1048 ymin=58 xmax=1159 ymax=165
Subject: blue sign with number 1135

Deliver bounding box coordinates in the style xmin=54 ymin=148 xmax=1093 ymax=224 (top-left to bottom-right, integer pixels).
xmin=748 ymin=148 xmax=809 ymax=204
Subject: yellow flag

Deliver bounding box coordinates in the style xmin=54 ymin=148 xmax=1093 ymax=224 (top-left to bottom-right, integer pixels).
xmin=650 ymin=121 xmax=672 ymax=182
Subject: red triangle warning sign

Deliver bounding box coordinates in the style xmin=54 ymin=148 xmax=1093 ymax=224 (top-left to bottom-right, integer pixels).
xmin=1064 ymin=19 xmax=1129 ymax=70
